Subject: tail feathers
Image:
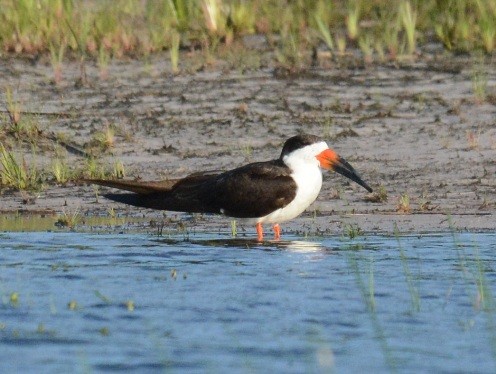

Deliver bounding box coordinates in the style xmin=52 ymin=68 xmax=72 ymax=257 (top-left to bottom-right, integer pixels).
xmin=82 ymin=179 xmax=176 ymax=194
xmin=104 ymin=192 xmax=218 ymax=213
xmin=104 ymin=193 xmax=171 ymax=210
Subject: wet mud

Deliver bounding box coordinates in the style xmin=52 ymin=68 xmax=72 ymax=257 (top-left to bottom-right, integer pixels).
xmin=0 ymin=54 xmax=495 ymax=234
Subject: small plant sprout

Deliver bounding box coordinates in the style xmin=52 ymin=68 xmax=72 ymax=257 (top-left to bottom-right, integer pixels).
xmin=241 ymin=144 xmax=253 ymax=159
xmin=95 ymin=290 xmax=111 ymax=303
xmin=365 ymin=185 xmax=388 ymax=203
xmin=419 ymin=192 xmax=434 ymax=211
xmin=344 ymin=223 xmax=362 ymax=240
xmin=93 ymin=124 xmax=115 ymax=150
xmin=97 ymin=45 xmax=110 ymax=80
xmin=37 ymin=323 xmax=46 ymax=334
xmin=68 ymin=300 xmax=78 ymax=310
xmin=376 ymin=185 xmax=388 ymax=202
xmin=5 ymin=86 xmax=21 ymax=126
xmin=397 ymin=193 xmax=411 ymax=213
xmin=322 ymin=117 xmax=334 ymax=139
xmin=369 ymin=254 xmax=375 ymax=311
xmin=107 ymin=207 xmax=116 ymax=219
xmin=346 ymin=2 xmax=360 ymax=41
xmin=399 ymin=1 xmax=417 ymax=55
xmin=466 ymin=129 xmax=481 ymax=150
xmin=473 ymin=246 xmax=494 ymax=312
xmin=358 ymin=35 xmax=373 ymax=63
xmin=10 ymin=292 xmax=19 ymax=306
xmin=170 ymin=30 xmax=180 ymax=74
xmin=124 ymin=300 xmax=135 ymax=312
xmin=113 ymin=160 xmax=125 ymax=179
xmin=336 ymin=34 xmax=347 ymax=55
xmin=52 ymin=158 xmax=71 ymax=184
xmin=85 ymin=157 xmax=105 ymax=179
xmin=315 ymin=13 xmax=334 ymax=51
xmin=375 ymin=40 xmax=386 ymax=61
xmin=346 ymin=252 xmax=397 ymax=370
xmin=394 ymin=223 xmax=420 ymax=312
xmin=472 ymin=63 xmax=488 ymax=103
xmin=170 ymin=268 xmax=177 ymax=280
xmin=49 ymin=40 xmax=66 ymax=85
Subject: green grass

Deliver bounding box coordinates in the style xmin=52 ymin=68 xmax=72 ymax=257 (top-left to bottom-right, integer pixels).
xmin=472 ymin=58 xmax=489 ymax=103
xmin=55 ymin=207 xmax=81 ymax=229
xmin=51 ymin=157 xmax=72 ymax=184
xmin=347 ymin=250 xmax=397 ymax=371
xmin=230 ymin=219 xmax=237 ymax=237
xmin=0 ymin=0 xmax=494 ymax=71
xmin=0 ymin=143 xmax=42 ymax=191
xmin=394 ymin=224 xmax=421 ymax=312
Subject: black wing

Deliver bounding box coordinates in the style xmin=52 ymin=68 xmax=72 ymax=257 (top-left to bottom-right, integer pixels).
xmin=200 ymin=160 xmax=297 ymax=218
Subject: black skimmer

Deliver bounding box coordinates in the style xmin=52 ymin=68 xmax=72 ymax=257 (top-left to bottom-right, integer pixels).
xmin=82 ymin=134 xmax=372 ymax=240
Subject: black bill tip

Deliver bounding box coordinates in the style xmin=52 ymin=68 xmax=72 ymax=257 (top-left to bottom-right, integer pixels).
xmin=333 ymin=156 xmax=373 ymax=193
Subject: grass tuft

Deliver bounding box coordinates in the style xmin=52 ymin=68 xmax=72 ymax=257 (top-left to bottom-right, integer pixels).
xmin=397 ymin=193 xmax=411 ymax=213
xmin=55 ymin=207 xmax=81 ymax=229
xmin=0 ymin=143 xmax=42 ymax=191
xmin=52 ymin=158 xmax=72 ymax=184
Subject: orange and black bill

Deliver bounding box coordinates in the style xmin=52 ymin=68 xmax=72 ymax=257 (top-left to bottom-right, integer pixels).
xmin=316 ymin=149 xmax=373 ymax=193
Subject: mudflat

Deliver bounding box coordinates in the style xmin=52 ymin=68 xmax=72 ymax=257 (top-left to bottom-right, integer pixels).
xmin=1 ymin=54 xmax=495 ymax=235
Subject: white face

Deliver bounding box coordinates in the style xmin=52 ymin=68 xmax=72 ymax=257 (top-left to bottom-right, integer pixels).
xmin=282 ymin=141 xmax=329 ymax=169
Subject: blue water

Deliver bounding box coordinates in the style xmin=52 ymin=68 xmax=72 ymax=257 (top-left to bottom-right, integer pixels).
xmin=0 ymin=232 xmax=495 ymax=373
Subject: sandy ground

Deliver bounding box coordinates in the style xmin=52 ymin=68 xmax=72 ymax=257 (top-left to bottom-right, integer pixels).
xmin=0 ymin=53 xmax=495 ymax=235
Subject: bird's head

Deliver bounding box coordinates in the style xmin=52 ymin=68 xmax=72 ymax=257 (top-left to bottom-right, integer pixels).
xmin=281 ymin=134 xmax=373 ymax=193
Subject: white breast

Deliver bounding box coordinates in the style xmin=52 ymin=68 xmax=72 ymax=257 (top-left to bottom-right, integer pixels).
xmin=256 ymin=141 xmax=328 ymax=224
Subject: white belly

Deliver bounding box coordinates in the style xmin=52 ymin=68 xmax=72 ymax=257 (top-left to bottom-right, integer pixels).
xmin=257 ymin=166 xmax=323 ymax=224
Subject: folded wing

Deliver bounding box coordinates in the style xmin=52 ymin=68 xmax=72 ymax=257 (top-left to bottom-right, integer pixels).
xmin=82 ymin=161 xmax=296 ymax=218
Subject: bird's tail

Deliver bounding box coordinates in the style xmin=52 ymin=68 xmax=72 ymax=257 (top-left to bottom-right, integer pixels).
xmin=103 ymin=192 xmax=172 ymax=210
xmin=81 ymin=179 xmax=177 ymax=210
xmin=81 ymin=175 xmax=220 ymax=213
xmin=81 ymin=178 xmax=176 ymax=194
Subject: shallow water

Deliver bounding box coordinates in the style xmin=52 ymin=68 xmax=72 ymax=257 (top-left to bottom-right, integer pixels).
xmin=0 ymin=232 xmax=495 ymax=373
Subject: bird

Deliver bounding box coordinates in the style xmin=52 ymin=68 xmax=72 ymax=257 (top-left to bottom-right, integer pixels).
xmin=82 ymin=134 xmax=372 ymax=241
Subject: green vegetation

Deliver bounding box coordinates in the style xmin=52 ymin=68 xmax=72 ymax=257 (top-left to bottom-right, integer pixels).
xmin=55 ymin=207 xmax=81 ymax=228
xmin=2 ymin=87 xmax=41 ymax=143
xmin=472 ymin=59 xmax=489 ymax=103
xmin=51 ymin=157 xmax=71 ymax=184
xmin=89 ymin=124 xmax=115 ymax=152
xmin=9 ymin=291 xmax=19 ymax=306
xmin=230 ymin=219 xmax=237 ymax=237
xmin=347 ymin=250 xmax=397 ymax=371
xmin=394 ymin=223 xmax=420 ymax=312
xmin=0 ymin=143 xmax=42 ymax=191
xmin=397 ymin=193 xmax=411 ymax=213
xmin=0 ymin=0 xmax=495 ymax=71
xmin=344 ymin=223 xmax=362 ymax=240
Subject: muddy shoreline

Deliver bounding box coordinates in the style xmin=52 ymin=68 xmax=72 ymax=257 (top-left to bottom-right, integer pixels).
xmin=0 ymin=54 xmax=495 ymax=235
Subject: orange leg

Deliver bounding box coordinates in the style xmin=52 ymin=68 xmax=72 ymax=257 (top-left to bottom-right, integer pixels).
xmin=273 ymin=224 xmax=281 ymax=240
xmin=256 ymin=222 xmax=264 ymax=241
